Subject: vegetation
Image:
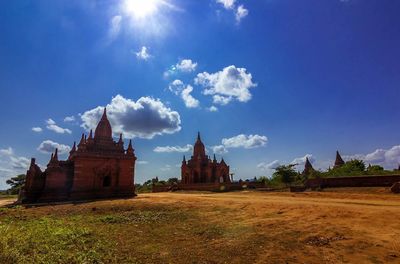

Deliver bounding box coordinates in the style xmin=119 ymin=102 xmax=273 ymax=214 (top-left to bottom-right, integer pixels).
xmin=256 ymin=159 xmax=400 ymax=187
xmin=135 ymin=177 xmax=180 ymax=193
xmin=5 ymin=174 xmax=25 ymax=195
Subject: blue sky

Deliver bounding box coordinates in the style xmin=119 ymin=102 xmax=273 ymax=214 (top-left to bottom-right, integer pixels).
xmin=1 ymin=0 xmax=400 ymax=189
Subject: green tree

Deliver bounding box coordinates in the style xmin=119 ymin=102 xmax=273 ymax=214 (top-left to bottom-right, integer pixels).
xmin=272 ymin=164 xmax=298 ymax=187
xmin=6 ymin=174 xmax=26 ymax=195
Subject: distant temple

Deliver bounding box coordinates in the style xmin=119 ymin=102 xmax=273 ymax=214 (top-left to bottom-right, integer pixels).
xmin=334 ymin=150 xmax=345 ymax=168
xmin=21 ymin=108 xmax=137 ymax=203
xmin=181 ymin=132 xmax=230 ymax=184
xmin=302 ymin=157 xmax=314 ymax=175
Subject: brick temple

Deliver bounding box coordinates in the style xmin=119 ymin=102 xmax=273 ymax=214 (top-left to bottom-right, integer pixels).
xmin=21 ymin=108 xmax=137 ymax=203
xmin=181 ymin=132 xmax=230 ymax=184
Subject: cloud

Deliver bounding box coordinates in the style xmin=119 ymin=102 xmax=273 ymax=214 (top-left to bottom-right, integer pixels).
xmin=207 ymin=106 xmax=218 ymax=112
xmin=344 ymin=145 xmax=400 ymax=169
xmin=164 ymin=59 xmax=198 ymax=78
xmin=291 ymin=154 xmax=315 ymax=165
xmin=216 ymin=0 xmax=248 ymax=23
xmin=235 ymin=5 xmax=248 ymax=23
xmin=10 ymin=156 xmax=31 ymax=170
xmin=64 ymin=116 xmax=76 ymax=122
xmin=137 ymin=160 xmax=149 ymax=165
xmin=160 ymin=164 xmax=172 ymax=171
xmin=37 ymin=140 xmax=71 ymax=155
xmin=0 ymin=147 xmax=31 ymax=188
xmin=212 ymin=134 xmax=267 ymax=154
xmin=212 ymin=145 xmax=228 ymax=154
xmin=257 ymin=160 xmax=281 ymax=171
xmin=135 ymin=46 xmax=152 ymax=60
xmin=168 ymin=80 xmax=199 ymax=108
xmin=108 ymin=15 xmax=122 ymax=41
xmin=216 ymin=0 xmax=236 ymax=9
xmin=0 ymin=147 xmax=13 ymax=156
xmin=81 ymin=94 xmax=181 ymax=139
xmin=154 ymin=144 xmax=193 ymax=153
xmin=46 ymin=119 xmax=72 ymax=134
xmin=222 ymin=134 xmax=268 ymax=149
xmin=32 ymin=127 xmax=43 ymax=133
xmin=168 ymin=79 xmax=185 ymax=95
xmin=195 ymin=65 xmax=256 ymax=105
xmin=181 ymin=85 xmax=200 ymax=108
xmin=176 ymin=59 xmax=197 ymax=72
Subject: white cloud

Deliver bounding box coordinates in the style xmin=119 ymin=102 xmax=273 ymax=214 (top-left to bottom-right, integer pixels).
xmin=222 ymin=134 xmax=268 ymax=149
xmin=217 ymin=0 xmax=236 ymax=9
xmin=135 ymin=46 xmax=152 ymax=60
xmin=176 ymin=59 xmax=197 ymax=72
xmin=46 ymin=119 xmax=72 ymax=134
xmin=37 ymin=140 xmax=71 ymax=155
xmin=344 ymin=145 xmax=400 ymax=169
xmin=235 ymin=5 xmax=248 ymax=23
xmin=216 ymin=0 xmax=248 ymax=23
xmin=108 ymin=15 xmax=122 ymax=41
xmin=257 ymin=160 xmax=281 ymax=171
xmin=168 ymin=79 xmax=185 ymax=95
xmin=181 ymin=85 xmax=200 ymax=108
xmin=207 ymin=106 xmax=218 ymax=112
xmin=0 ymin=147 xmax=13 ymax=156
xmin=211 ymin=134 xmax=267 ymax=154
xmin=81 ymin=94 xmax=181 ymax=139
xmin=137 ymin=160 xmax=149 ymax=165
xmin=154 ymin=144 xmax=193 ymax=153
xmin=291 ymin=154 xmax=315 ymax=165
xmin=164 ymin=59 xmax=198 ymax=78
xmin=0 ymin=147 xmax=32 ymax=189
xmin=160 ymin=164 xmax=172 ymax=171
xmin=64 ymin=116 xmax=76 ymax=122
xmin=32 ymin=127 xmax=43 ymax=133
xmin=195 ymin=65 xmax=256 ymax=105
xmin=212 ymin=145 xmax=228 ymax=154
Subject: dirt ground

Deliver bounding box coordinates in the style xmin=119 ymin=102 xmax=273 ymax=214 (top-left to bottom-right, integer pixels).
xmin=1 ymin=188 xmax=400 ymax=263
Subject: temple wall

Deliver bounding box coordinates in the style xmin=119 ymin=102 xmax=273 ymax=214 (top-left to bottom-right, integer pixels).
xmin=305 ymin=175 xmax=400 ymax=189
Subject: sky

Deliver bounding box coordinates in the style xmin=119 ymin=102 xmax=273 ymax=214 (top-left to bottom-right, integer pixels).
xmin=0 ymin=0 xmax=400 ymax=189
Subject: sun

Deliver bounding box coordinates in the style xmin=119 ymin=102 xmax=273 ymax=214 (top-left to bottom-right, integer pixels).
xmin=122 ymin=0 xmax=161 ymax=19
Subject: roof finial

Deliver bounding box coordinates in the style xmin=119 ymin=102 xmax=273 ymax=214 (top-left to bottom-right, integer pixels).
xmin=127 ymin=139 xmax=134 ymax=155
xmin=197 ymin=131 xmax=201 ymax=141
xmin=53 ymin=148 xmax=58 ymax=161
xmin=213 ymin=154 xmax=217 ymax=161
xmin=183 ymin=155 xmax=186 ymax=162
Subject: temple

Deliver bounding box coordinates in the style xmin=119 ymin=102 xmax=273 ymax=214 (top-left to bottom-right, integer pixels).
xmin=302 ymin=157 xmax=314 ymax=176
xmin=181 ymin=132 xmax=230 ymax=184
xmin=21 ymin=108 xmax=137 ymax=203
xmin=334 ymin=150 xmax=345 ymax=168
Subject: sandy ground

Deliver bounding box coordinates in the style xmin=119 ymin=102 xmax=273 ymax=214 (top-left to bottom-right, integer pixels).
xmin=1 ymin=189 xmax=400 ymax=263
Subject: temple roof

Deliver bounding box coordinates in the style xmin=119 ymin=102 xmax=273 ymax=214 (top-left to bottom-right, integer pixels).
xmin=193 ymin=131 xmax=206 ymax=158
xmin=334 ymin=150 xmax=345 ymax=168
xmin=94 ymin=108 xmax=112 ymax=140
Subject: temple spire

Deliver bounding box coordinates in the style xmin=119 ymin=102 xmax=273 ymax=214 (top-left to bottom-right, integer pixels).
xmin=334 ymin=150 xmax=345 ymax=168
xmin=94 ymin=107 xmax=112 ymax=140
xmin=88 ymin=129 xmax=93 ymax=139
xmin=303 ymin=157 xmax=314 ymax=175
xmin=126 ymin=139 xmax=134 ymax=155
xmin=197 ymin=131 xmax=201 ymax=141
xmin=213 ymin=154 xmax=217 ymax=162
xmin=53 ymin=148 xmax=58 ymax=161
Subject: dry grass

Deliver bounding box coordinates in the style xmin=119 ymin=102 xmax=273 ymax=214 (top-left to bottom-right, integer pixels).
xmin=0 ymin=188 xmax=400 ymax=263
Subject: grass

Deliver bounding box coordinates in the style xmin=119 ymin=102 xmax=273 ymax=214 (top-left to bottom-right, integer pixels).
xmin=0 ymin=190 xmax=399 ymax=263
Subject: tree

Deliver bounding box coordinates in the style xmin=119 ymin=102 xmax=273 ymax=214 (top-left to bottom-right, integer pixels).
xmin=272 ymin=164 xmax=298 ymax=187
xmin=167 ymin=177 xmax=179 ymax=184
xmin=6 ymin=174 xmax=26 ymax=195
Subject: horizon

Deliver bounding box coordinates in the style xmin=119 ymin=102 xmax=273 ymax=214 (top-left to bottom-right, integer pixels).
xmin=1 ymin=0 xmax=400 ymax=189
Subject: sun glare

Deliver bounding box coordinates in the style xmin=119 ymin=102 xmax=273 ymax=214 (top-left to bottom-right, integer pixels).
xmin=123 ymin=0 xmax=160 ymax=19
